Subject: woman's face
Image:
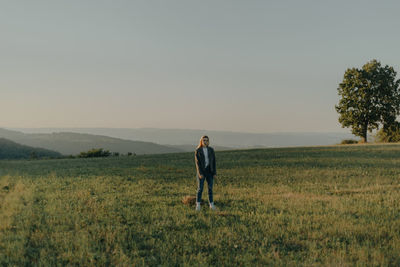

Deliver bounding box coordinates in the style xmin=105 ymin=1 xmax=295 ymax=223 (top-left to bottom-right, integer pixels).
xmin=202 ymin=137 xmax=209 ymax=147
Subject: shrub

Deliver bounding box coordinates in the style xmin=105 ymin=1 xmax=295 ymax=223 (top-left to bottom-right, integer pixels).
xmin=375 ymin=122 xmax=400 ymax=143
xmin=78 ymin=148 xmax=111 ymax=158
xmin=340 ymin=139 xmax=359 ymax=145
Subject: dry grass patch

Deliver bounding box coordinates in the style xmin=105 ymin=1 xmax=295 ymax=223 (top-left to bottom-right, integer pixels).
xmin=215 ymin=211 xmax=236 ymax=217
xmin=282 ymin=192 xmax=335 ymax=202
xmin=332 ymin=184 xmax=400 ymax=195
xmin=0 ymin=176 xmax=32 ymax=231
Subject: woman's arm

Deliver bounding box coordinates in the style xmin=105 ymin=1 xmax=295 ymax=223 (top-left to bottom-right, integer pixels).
xmin=212 ymin=148 xmax=216 ymax=176
xmin=195 ymin=150 xmax=204 ymax=178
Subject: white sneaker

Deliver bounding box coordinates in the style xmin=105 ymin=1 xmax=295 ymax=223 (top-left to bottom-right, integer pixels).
xmin=195 ymin=203 xmax=201 ymax=211
xmin=209 ymin=203 xmax=217 ymax=210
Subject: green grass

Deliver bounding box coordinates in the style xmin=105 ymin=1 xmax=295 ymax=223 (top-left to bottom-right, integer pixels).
xmin=1 ymin=144 xmax=400 ymax=266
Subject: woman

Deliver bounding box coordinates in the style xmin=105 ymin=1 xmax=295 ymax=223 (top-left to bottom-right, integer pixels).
xmin=194 ymin=135 xmax=217 ymax=211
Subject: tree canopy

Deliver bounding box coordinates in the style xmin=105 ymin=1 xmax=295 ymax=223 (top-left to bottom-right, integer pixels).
xmin=336 ymin=60 xmax=400 ymax=142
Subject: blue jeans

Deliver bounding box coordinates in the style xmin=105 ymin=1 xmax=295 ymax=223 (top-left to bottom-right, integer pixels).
xmin=196 ymin=171 xmax=214 ymax=204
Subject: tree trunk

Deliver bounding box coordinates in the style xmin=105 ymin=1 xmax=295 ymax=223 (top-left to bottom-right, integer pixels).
xmin=362 ymin=121 xmax=368 ymax=143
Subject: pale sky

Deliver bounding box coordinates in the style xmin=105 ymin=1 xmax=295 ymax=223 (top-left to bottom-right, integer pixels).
xmin=1 ymin=1 xmax=400 ymax=133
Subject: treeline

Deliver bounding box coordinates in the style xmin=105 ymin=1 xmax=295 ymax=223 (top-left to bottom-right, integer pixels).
xmin=77 ymin=148 xmax=136 ymax=158
xmin=0 ymin=138 xmax=62 ymax=159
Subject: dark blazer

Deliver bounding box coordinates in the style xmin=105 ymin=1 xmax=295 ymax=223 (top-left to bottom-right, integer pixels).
xmin=195 ymin=146 xmax=216 ymax=177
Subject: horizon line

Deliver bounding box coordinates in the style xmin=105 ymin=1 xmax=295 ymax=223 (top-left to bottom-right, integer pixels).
xmin=4 ymin=126 xmax=352 ymax=135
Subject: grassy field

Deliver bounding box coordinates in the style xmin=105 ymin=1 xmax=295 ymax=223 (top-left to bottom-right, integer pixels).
xmin=1 ymin=144 xmax=400 ymax=266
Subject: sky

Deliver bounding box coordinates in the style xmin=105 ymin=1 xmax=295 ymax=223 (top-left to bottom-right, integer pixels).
xmin=1 ymin=0 xmax=400 ymax=133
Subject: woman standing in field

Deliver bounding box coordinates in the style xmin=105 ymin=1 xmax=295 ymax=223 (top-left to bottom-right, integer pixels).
xmin=195 ymin=135 xmax=217 ymax=211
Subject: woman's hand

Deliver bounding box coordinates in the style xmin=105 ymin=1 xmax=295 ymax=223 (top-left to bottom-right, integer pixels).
xmin=199 ymin=174 xmax=204 ymax=179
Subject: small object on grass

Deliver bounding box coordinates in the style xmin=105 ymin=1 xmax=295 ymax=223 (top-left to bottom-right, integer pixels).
xmin=182 ymin=195 xmax=205 ymax=206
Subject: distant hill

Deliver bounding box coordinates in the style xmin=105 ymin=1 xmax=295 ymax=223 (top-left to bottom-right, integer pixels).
xmin=0 ymin=138 xmax=61 ymax=159
xmin=11 ymin=127 xmax=358 ymax=148
xmin=165 ymin=144 xmax=234 ymax=152
xmin=0 ymin=128 xmax=183 ymax=155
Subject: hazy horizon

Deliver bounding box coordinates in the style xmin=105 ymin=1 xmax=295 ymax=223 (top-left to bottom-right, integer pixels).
xmin=8 ymin=126 xmax=352 ymax=135
xmin=2 ymin=1 xmax=399 ymax=133
xmin=1 ymin=127 xmax=356 ymax=151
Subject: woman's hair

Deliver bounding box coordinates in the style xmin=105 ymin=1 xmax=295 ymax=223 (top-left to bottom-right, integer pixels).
xmin=197 ymin=135 xmax=209 ymax=149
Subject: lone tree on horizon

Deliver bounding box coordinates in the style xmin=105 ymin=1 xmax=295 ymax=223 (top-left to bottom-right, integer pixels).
xmin=336 ymin=59 xmax=400 ymax=142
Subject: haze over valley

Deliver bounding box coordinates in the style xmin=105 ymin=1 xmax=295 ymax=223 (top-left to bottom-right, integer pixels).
xmin=3 ymin=128 xmax=356 ymax=155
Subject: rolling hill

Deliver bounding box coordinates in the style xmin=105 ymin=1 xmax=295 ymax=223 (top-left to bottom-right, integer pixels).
xmin=0 ymin=128 xmax=182 ymax=155
xmin=0 ymin=138 xmax=61 ymax=159
xmin=11 ymin=127 xmax=357 ymax=148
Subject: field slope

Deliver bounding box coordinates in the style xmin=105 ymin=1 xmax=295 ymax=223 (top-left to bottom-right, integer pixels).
xmin=1 ymin=144 xmax=400 ymax=265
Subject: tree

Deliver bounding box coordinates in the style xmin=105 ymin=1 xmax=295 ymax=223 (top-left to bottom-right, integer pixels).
xmin=335 ymin=60 xmax=400 ymax=142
